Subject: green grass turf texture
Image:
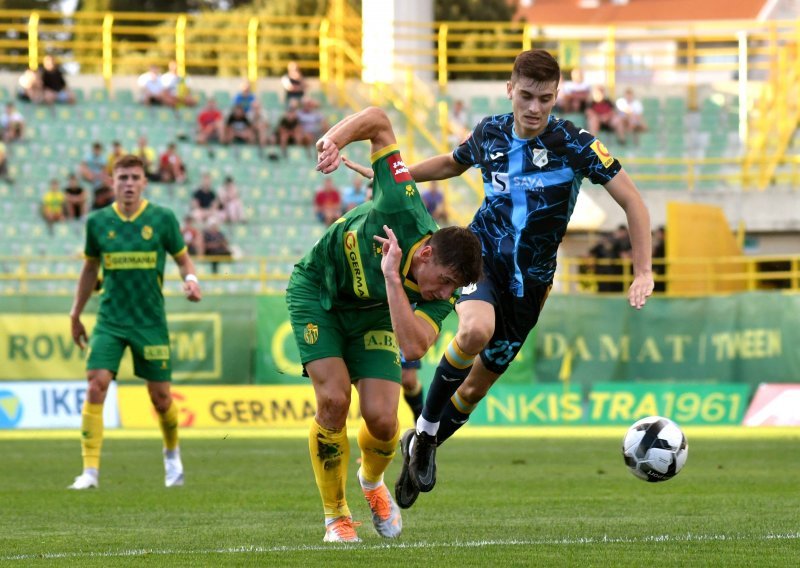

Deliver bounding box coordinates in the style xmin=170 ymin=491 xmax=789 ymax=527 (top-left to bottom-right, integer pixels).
xmin=1 ymin=428 xmax=798 ymax=567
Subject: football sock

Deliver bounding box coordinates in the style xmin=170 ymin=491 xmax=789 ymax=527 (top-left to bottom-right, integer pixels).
xmin=420 ymin=338 xmax=476 ymax=425
xmin=403 ymin=382 xmax=424 ymax=422
xmin=435 ymin=391 xmax=478 ymax=446
xmin=309 ymin=419 xmax=351 ymax=521
xmin=80 ymin=402 xmax=104 ymax=471
xmin=357 ymin=420 xmax=400 ymax=485
xmin=158 ymin=400 xmax=180 ymax=451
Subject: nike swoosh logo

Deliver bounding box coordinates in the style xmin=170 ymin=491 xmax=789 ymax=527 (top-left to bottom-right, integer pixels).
xmin=418 ymin=464 xmax=435 ymax=486
xmin=489 ymin=151 xmax=504 ymax=160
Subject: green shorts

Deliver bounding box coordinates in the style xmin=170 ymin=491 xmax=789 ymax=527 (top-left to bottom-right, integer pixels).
xmin=286 ymin=271 xmax=401 ymax=383
xmin=87 ymin=323 xmax=172 ymax=382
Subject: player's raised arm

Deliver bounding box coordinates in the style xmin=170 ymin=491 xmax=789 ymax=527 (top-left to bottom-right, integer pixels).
xmin=408 ymin=153 xmax=469 ymax=184
xmin=316 ymin=106 xmax=396 ymax=174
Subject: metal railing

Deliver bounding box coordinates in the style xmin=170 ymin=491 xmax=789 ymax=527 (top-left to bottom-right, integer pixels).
xmin=2 ymin=254 xmax=799 ymax=297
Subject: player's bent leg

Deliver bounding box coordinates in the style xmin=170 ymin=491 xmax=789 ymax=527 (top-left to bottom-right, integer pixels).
xmin=356 ymin=420 xmax=402 ymax=537
xmin=436 ymin=358 xmax=501 ymax=446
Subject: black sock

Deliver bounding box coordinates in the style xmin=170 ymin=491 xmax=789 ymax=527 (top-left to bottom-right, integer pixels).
xmin=436 ymin=398 xmax=472 ymax=445
xmin=404 ymin=387 xmax=424 ymax=422
xmin=420 ymin=357 xmax=471 ymax=424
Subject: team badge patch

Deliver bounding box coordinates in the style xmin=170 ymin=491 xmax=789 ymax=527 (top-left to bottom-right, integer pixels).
xmin=590 ymin=139 xmax=614 ymax=168
xmin=141 ymin=225 xmax=153 ymax=240
xmin=386 ymin=152 xmax=412 ymax=183
xmin=304 ymin=323 xmax=319 ymax=345
xmin=405 ymin=184 xmax=415 ymax=197
xmin=532 ymin=147 xmax=549 ymax=168
xmin=107 ymin=230 xmax=116 ymax=240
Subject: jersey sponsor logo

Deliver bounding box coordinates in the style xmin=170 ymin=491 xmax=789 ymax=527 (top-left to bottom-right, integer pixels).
xmin=143 ymin=345 xmax=170 ymax=360
xmin=363 ymin=330 xmax=399 ymax=354
xmin=344 ymin=230 xmax=370 ymax=298
xmin=141 ymin=225 xmax=153 ymax=240
xmin=532 ymin=147 xmax=549 ymax=168
xmin=490 ymin=172 xmax=510 ymax=193
xmin=303 ymin=323 xmax=319 ymax=345
xmin=590 ymin=139 xmax=614 ymax=168
xmin=386 ymin=152 xmax=412 ymax=183
xmin=489 ymin=151 xmax=505 ymax=160
xmin=103 ymin=251 xmax=157 ymax=270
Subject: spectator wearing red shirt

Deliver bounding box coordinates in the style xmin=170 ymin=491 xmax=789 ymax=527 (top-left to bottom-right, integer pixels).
xmin=585 ymin=85 xmax=626 ymax=144
xmin=313 ymin=177 xmax=342 ymax=226
xmin=159 ymin=142 xmax=186 ymax=183
xmin=196 ymin=99 xmax=224 ymax=145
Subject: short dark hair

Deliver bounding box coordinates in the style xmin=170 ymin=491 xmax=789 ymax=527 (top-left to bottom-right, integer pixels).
xmin=112 ymin=154 xmax=145 ymax=172
xmin=511 ymin=49 xmax=561 ymax=86
xmin=429 ymin=226 xmax=483 ymax=286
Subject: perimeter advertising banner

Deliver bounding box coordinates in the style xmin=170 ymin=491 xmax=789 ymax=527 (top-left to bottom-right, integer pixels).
xmin=0 ymin=381 xmax=119 ymax=429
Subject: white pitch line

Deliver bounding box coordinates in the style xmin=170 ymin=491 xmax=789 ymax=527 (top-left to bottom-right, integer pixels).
xmin=3 ymin=532 xmax=799 ymax=561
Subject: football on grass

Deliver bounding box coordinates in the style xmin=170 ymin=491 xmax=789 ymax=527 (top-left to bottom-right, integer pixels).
xmin=622 ymin=416 xmax=688 ymax=482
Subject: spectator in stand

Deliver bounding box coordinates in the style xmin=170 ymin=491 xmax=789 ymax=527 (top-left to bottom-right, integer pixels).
xmin=181 ymin=215 xmax=205 ymax=256
xmin=91 ymin=184 xmax=114 ymax=210
xmin=196 ymin=99 xmax=225 ymax=146
xmin=138 ymin=65 xmax=169 ymax=106
xmin=616 ymin=88 xmax=648 ymax=145
xmin=297 ymin=98 xmax=328 ymax=158
xmin=0 ymin=141 xmax=11 ymax=183
xmin=224 ymin=104 xmax=256 ymax=145
xmin=422 ymin=182 xmax=448 ymax=225
xmin=587 ymin=232 xmax=617 ymax=293
xmin=160 ymin=60 xmax=196 ymax=108
xmin=585 ymin=85 xmax=626 ymax=145
xmin=448 ymin=99 xmax=470 ymax=146
xmin=247 ymin=99 xmax=276 ymax=150
xmin=277 ymin=102 xmax=303 ymax=158
xmin=313 ymin=177 xmax=342 ymax=226
xmin=341 ymin=174 xmax=367 ymax=211
xmin=159 ymin=142 xmax=186 ymax=183
xmin=191 ymin=172 xmax=219 ymax=223
xmin=232 ymin=81 xmax=256 ymax=113
xmin=105 ymin=140 xmax=126 ymax=178
xmin=219 ymin=176 xmax=245 ymax=223
xmin=41 ymin=178 xmax=65 ymax=234
xmin=558 ymin=68 xmax=592 ymax=113
xmin=17 ymin=68 xmax=41 ymax=103
xmin=133 ymin=135 xmax=159 ymax=181
xmin=39 ymin=55 xmax=76 ymax=105
xmin=80 ymin=142 xmax=112 ymax=189
xmin=202 ymin=220 xmax=232 ymax=274
xmin=63 ymin=173 xmax=88 ymax=220
xmin=1 ymin=103 xmax=25 ymax=143
xmin=281 ymin=60 xmax=306 ymax=108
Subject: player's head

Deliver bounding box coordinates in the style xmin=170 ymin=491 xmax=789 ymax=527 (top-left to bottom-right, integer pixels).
xmin=507 ymin=49 xmax=561 ymax=139
xmin=414 ymin=227 xmax=482 ymax=301
xmin=111 ymin=154 xmax=147 ymax=209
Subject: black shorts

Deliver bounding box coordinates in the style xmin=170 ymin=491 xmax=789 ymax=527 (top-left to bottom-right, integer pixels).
xmin=457 ymin=272 xmax=551 ymax=374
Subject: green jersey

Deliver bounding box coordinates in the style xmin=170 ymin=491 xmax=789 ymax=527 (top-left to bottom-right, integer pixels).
xmin=295 ymin=144 xmax=454 ymax=333
xmin=84 ymin=200 xmax=186 ymax=329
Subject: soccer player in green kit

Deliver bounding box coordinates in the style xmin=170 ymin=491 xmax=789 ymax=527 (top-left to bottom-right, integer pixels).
xmin=288 ymin=106 xmax=482 ymax=542
xmin=68 ymin=154 xmax=202 ymax=490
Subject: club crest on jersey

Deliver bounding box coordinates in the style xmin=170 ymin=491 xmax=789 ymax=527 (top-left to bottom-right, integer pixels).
xmin=590 ymin=139 xmax=615 ymax=168
xmin=141 ymin=225 xmax=153 ymax=240
xmin=532 ymin=147 xmax=549 ymax=168
xmin=107 ymin=230 xmax=116 ymax=239
xmin=386 ymin=152 xmax=412 ymax=183
xmin=405 ymin=184 xmax=415 ymax=197
xmin=304 ymin=323 xmax=319 ymax=345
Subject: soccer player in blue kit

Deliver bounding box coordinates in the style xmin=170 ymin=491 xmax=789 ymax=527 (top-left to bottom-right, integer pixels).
xmin=394 ymin=49 xmax=655 ymax=508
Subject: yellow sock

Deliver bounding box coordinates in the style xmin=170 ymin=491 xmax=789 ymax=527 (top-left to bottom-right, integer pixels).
xmin=158 ymin=401 xmax=179 ymax=451
xmin=80 ymin=402 xmax=104 ymax=471
xmin=308 ymin=419 xmax=351 ymax=521
xmin=357 ymin=420 xmax=400 ymax=485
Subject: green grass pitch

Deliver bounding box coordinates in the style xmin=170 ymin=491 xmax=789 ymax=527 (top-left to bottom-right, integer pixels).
xmin=1 ymin=427 xmax=798 ymax=566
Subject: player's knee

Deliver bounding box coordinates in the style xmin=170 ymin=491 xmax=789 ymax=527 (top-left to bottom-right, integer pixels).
xmin=363 ymin=413 xmax=397 ymax=441
xmin=456 ymin=322 xmax=493 ymax=354
xmin=316 ymin=391 xmax=351 ymax=425
xmin=458 ymin=380 xmax=490 ymax=405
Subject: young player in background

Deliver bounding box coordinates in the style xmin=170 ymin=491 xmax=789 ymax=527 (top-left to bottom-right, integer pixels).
xmin=68 ymin=155 xmax=202 ymax=490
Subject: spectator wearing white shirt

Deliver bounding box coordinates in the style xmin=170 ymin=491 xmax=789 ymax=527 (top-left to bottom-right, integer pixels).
xmin=616 ymin=88 xmax=648 ymax=145
xmin=138 ymin=65 xmax=170 ymax=106
xmin=160 ymin=60 xmax=196 ymax=108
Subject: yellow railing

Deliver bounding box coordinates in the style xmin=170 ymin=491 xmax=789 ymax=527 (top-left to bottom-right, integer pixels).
xmin=2 ymin=255 xmax=799 ymax=297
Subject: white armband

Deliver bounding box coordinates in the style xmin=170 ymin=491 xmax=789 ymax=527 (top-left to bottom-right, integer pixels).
xmin=184 ymin=274 xmax=199 ymax=285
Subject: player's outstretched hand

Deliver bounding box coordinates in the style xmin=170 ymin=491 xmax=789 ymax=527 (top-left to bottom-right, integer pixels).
xmin=71 ymin=316 xmax=88 ymax=350
xmin=316 ymin=137 xmax=340 ymax=174
xmin=342 ymin=156 xmax=374 ymax=180
xmin=373 ymin=225 xmax=402 ymax=278
xmin=183 ymin=280 xmax=202 ymax=302
xmin=628 ymin=273 xmax=654 ymax=309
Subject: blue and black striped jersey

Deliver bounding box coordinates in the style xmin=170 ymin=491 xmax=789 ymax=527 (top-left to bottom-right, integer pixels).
xmin=454 ymin=113 xmax=622 ymax=296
